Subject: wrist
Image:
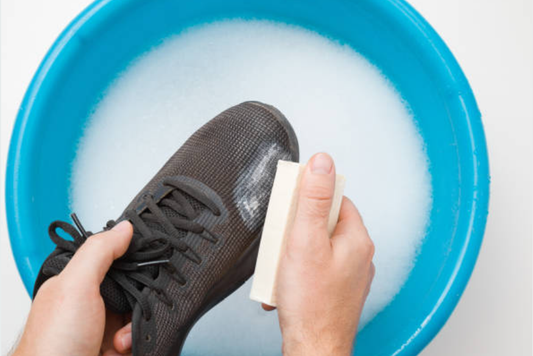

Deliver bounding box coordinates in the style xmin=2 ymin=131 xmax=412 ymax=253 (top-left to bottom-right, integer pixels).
xmin=282 ymin=331 xmax=353 ymax=356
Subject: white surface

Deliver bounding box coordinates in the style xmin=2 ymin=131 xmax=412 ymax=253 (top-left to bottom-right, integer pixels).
xmin=1 ymin=0 xmax=531 ymax=355
xmin=73 ymin=21 xmax=430 ymax=343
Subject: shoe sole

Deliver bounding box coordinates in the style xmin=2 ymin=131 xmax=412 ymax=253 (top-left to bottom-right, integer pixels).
xmin=169 ymin=102 xmax=300 ymax=355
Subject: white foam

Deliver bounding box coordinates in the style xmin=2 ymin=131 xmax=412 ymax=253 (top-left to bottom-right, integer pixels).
xmin=70 ymin=20 xmax=432 ymax=355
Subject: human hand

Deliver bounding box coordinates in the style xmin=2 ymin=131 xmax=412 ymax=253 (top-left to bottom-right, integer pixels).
xmin=264 ymin=153 xmax=375 ymax=356
xmin=13 ymin=221 xmax=135 ymax=356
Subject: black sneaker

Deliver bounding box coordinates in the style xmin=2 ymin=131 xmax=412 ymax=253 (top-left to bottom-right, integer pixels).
xmin=33 ymin=101 xmax=299 ymax=356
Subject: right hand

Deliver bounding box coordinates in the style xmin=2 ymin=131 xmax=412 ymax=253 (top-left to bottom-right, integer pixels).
xmin=264 ymin=153 xmax=375 ymax=356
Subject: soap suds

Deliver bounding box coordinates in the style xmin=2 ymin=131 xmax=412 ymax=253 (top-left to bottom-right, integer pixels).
xmin=233 ymin=142 xmax=291 ymax=231
xmin=70 ymin=20 xmax=432 ymax=355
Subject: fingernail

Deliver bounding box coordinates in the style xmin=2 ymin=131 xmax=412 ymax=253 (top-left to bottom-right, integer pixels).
xmin=311 ymin=153 xmax=333 ymax=174
xmin=112 ymin=221 xmax=131 ymax=234
xmin=121 ymin=332 xmax=132 ymax=350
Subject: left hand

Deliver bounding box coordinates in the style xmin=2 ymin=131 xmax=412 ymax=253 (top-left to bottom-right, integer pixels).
xmin=13 ymin=221 xmax=135 ymax=356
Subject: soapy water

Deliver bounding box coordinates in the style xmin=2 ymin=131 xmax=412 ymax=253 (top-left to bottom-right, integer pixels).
xmin=70 ymin=20 xmax=432 ymax=355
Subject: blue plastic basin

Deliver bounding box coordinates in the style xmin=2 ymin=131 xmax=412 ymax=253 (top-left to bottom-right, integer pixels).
xmin=5 ymin=0 xmax=489 ymax=355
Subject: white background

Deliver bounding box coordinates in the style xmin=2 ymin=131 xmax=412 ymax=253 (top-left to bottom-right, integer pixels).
xmin=1 ymin=0 xmax=531 ymax=355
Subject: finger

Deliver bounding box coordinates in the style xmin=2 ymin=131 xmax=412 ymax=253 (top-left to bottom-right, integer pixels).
xmin=332 ymin=197 xmax=365 ymax=237
xmin=290 ymin=153 xmax=335 ymax=248
xmin=61 ymin=221 xmax=133 ymax=286
xmin=368 ymin=262 xmax=376 ymax=285
xmin=364 ymin=262 xmax=376 ymax=299
xmin=262 ymin=303 xmax=276 ymax=312
xmin=101 ymin=309 xmax=125 ymax=352
xmin=331 ymin=198 xmax=373 ymax=258
xmin=103 ymin=350 xmax=131 ymax=356
xmin=369 ymin=262 xmax=376 ymax=283
xmin=114 ymin=322 xmax=132 ymax=353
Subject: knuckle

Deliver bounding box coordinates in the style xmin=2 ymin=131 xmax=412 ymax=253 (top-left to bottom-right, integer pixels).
xmin=300 ymin=196 xmax=333 ymax=219
xmin=302 ymin=183 xmax=333 ymax=202
xmin=359 ymin=236 xmax=375 ymax=260
xmin=86 ymin=235 xmax=108 ymax=250
xmin=81 ymin=234 xmax=114 ymax=259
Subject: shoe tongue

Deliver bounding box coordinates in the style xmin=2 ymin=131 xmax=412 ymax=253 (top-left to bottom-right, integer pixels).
xmin=101 ymin=276 xmax=132 ymax=313
xmin=181 ymin=191 xmax=206 ymax=213
xmin=143 ymin=190 xmax=205 ymax=236
xmin=101 ymin=264 xmax=161 ymax=314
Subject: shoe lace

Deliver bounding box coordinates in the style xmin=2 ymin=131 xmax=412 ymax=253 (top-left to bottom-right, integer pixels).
xmin=48 ymin=177 xmax=221 ymax=320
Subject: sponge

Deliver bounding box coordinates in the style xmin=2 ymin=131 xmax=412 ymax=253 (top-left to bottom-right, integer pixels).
xmin=250 ymin=160 xmax=346 ymax=306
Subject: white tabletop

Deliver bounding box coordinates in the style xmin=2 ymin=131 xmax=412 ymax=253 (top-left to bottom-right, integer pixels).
xmin=1 ymin=0 xmax=531 ymax=354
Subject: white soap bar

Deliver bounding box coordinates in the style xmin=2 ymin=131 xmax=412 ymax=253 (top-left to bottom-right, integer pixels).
xmin=250 ymin=160 xmax=346 ymax=306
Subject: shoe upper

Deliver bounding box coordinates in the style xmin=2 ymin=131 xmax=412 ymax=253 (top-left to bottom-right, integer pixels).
xmin=33 ymin=101 xmax=299 ymax=356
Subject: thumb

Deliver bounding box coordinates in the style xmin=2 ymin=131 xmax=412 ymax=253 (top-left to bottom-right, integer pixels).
xmin=293 ymin=153 xmax=336 ymax=235
xmin=61 ymin=221 xmax=133 ymax=286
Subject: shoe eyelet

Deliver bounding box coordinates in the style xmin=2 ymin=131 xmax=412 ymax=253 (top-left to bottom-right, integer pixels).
xmin=145 ymin=335 xmax=151 ymax=342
